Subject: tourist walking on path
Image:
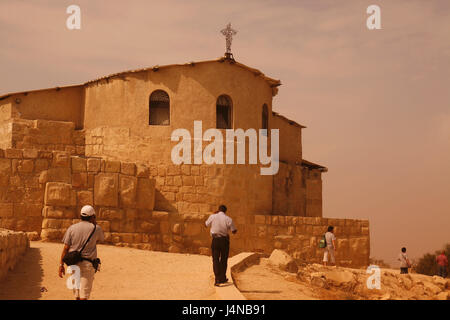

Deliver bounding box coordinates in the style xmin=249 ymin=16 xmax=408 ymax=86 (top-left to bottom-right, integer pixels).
xmin=398 ymin=247 xmax=411 ymax=274
xmin=323 ymin=226 xmax=337 ymax=266
xmin=205 ymin=205 xmax=237 ymax=286
xmin=58 ymin=205 xmax=105 ymax=300
xmin=436 ymin=251 xmax=448 ymax=278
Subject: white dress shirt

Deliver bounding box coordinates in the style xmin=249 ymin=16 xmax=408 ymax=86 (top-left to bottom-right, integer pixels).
xmin=205 ymin=211 xmax=237 ymax=237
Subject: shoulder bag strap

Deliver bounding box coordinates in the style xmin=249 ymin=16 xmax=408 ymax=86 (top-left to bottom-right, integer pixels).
xmin=80 ymin=224 xmax=96 ymax=254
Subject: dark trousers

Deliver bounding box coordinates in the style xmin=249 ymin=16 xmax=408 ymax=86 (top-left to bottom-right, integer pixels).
xmin=438 ymin=266 xmax=447 ymax=278
xmin=400 ymin=267 xmax=408 ymax=274
xmin=211 ymin=236 xmax=229 ymax=283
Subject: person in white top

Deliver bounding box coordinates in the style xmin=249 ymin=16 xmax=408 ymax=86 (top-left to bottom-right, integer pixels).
xmin=205 ymin=205 xmax=237 ymax=286
xmin=398 ymin=247 xmax=411 ymax=274
xmin=323 ymin=226 xmax=337 ymax=266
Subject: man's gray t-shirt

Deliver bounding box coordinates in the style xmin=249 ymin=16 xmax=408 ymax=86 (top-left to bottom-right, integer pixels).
xmin=325 ymin=232 xmax=336 ymax=248
xmin=62 ymin=221 xmax=105 ymax=260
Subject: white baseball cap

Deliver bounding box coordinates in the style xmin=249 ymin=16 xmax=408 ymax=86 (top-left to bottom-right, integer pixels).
xmin=80 ymin=205 xmax=96 ymax=217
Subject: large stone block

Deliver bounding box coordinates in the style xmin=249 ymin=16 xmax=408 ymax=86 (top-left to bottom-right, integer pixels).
xmin=87 ymin=158 xmax=101 ymax=172
xmin=183 ymin=223 xmax=202 ymax=236
xmin=44 ymin=182 xmax=75 ymax=206
xmin=40 ymin=229 xmax=62 ymax=241
xmin=136 ymin=164 xmax=149 ymax=177
xmin=13 ymin=203 xmax=42 ymax=217
xmin=121 ymin=162 xmax=136 ymax=176
xmin=96 ymin=220 xmax=110 ymax=232
xmin=120 ymin=219 xmax=136 ymax=233
xmin=77 ymin=190 xmax=93 ymax=206
xmin=268 ymin=249 xmax=298 ymax=273
xmin=0 ymin=159 xmax=11 ymax=186
xmin=94 ymin=173 xmax=119 ymax=207
xmin=137 ymin=178 xmax=155 ymax=210
xmin=349 ymin=237 xmax=369 ymax=256
xmin=313 ymin=225 xmax=325 ymax=236
xmin=72 ymin=172 xmax=87 ymax=188
xmin=52 ymin=152 xmax=70 ymax=167
xmin=5 ymin=149 xmax=22 ymax=159
xmin=167 ymin=165 xmax=181 ymax=176
xmin=119 ymin=175 xmax=137 ymax=207
xmin=0 ymin=203 xmax=13 ymax=218
xmin=105 ymin=160 xmax=121 ymax=173
xmin=182 ymin=176 xmax=194 ymax=186
xmin=0 ymin=159 xmax=11 ymax=173
xmin=254 ymin=215 xmax=267 ymax=225
xmin=43 ymin=206 xmax=64 ymax=219
xmin=71 ymin=157 xmax=87 ymax=172
xmin=35 ymin=159 xmax=49 ymax=172
xmin=98 ymin=208 xmax=123 ymax=220
xmin=42 ymin=218 xmax=62 ymax=229
xmin=35 ymin=120 xmax=74 ymax=144
xmin=0 ymin=159 xmax=9 ymax=187
xmin=47 ymin=167 xmax=72 ymax=183
xmin=172 ymin=223 xmax=182 ymax=234
xmin=22 ymin=149 xmax=39 ymax=159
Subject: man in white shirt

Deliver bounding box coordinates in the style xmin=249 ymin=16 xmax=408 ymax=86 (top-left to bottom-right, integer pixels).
xmin=205 ymin=205 xmax=237 ymax=286
xmin=323 ymin=226 xmax=337 ymax=266
xmin=398 ymin=247 xmax=410 ymax=274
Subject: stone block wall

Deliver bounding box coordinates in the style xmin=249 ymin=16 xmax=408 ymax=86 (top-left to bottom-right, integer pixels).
xmin=0 ymin=146 xmax=370 ymax=267
xmin=273 ymin=162 xmax=305 ymax=216
xmin=0 ymin=149 xmax=48 ymax=233
xmin=0 ymin=229 xmax=29 ymax=281
xmin=0 ymin=149 xmax=155 ymax=235
xmin=272 ymin=163 xmax=323 ymax=217
xmin=244 ymin=215 xmax=370 ymax=267
xmin=303 ymin=167 xmax=323 ymax=217
xmin=0 ymin=119 xmax=84 ymax=155
xmin=85 ymin=126 xmax=274 ymax=218
xmin=39 ymin=156 xmax=157 ymax=244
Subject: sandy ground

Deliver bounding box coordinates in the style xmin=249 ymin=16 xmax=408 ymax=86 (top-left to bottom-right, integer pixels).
xmin=233 ymin=259 xmax=320 ymax=300
xmin=0 ymin=241 xmax=218 ymax=300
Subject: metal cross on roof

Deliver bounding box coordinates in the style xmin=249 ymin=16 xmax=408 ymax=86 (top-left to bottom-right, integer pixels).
xmin=221 ymin=23 xmax=237 ymax=55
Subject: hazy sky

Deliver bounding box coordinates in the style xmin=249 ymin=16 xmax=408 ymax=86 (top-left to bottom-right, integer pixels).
xmin=1 ymin=0 xmax=449 ymax=265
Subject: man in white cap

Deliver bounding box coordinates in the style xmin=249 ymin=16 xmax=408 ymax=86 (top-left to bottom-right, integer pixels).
xmin=58 ymin=205 xmax=105 ymax=300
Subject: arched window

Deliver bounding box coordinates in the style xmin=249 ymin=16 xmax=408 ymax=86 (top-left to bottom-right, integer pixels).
xmin=149 ymin=90 xmax=170 ymax=125
xmin=262 ymin=104 xmax=269 ymax=130
xmin=216 ymin=95 xmax=232 ymax=129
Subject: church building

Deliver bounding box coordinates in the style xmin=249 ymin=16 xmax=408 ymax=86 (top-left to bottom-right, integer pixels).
xmin=0 ymin=31 xmax=372 ymax=268
xmin=0 ymin=55 xmax=327 ymax=220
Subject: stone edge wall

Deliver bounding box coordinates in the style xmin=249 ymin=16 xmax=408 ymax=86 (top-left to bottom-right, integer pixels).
xmin=9 ymin=119 xmax=85 ymax=156
xmin=246 ymin=215 xmax=370 ymax=268
xmin=0 ymin=146 xmax=370 ymax=267
xmin=0 ymin=229 xmax=29 ymax=281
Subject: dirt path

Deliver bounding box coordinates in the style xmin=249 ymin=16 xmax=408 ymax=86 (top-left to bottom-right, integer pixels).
xmin=0 ymin=241 xmax=218 ymax=300
xmin=233 ymin=259 xmax=319 ymax=300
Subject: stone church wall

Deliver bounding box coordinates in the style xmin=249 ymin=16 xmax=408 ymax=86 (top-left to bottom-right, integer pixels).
xmin=304 ymin=167 xmax=323 ymax=217
xmin=85 ymin=127 xmax=274 ymax=218
xmin=0 ymin=147 xmax=369 ymax=267
xmin=271 ymin=113 xmax=303 ymax=164
xmin=0 ymin=86 xmax=84 ymax=128
xmin=273 ymin=162 xmax=305 ymax=216
xmin=0 ymin=61 xmax=370 ymax=266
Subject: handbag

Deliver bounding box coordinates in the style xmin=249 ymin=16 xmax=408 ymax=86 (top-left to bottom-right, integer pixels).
xmin=63 ymin=225 xmax=96 ymax=266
